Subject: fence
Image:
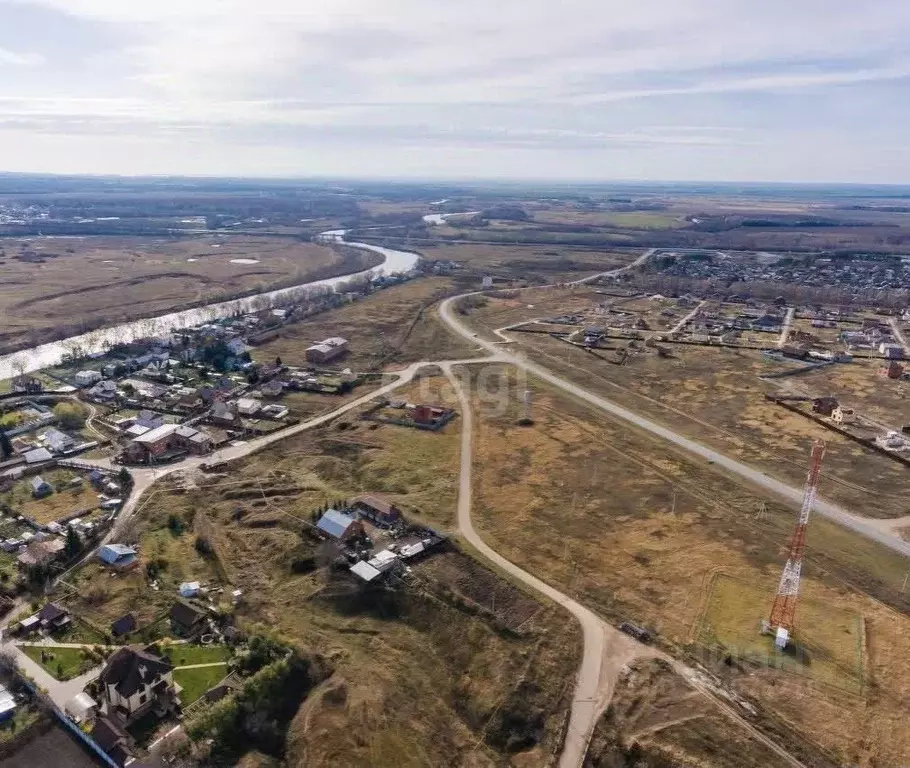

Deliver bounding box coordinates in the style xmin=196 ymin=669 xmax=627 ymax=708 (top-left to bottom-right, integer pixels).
xmin=767 ymin=396 xmax=910 ymax=468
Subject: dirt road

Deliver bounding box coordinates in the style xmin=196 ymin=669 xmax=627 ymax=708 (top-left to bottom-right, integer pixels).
xmin=443 ymin=363 xmax=647 ymax=768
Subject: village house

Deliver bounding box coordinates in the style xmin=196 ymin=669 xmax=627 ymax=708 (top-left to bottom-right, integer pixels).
xmin=880 ymin=342 xmax=905 ymax=360
xmin=111 ymin=614 xmax=137 ymax=638
xmin=17 ymin=538 xmax=66 ymax=569
xmin=11 ymin=374 xmax=42 ymax=394
xmin=236 ymin=397 xmax=261 ymax=416
xmin=74 ymin=370 xmax=103 ymax=387
xmin=88 ymin=380 xmax=119 ymax=402
xmin=832 ymin=406 xmax=857 ymax=425
xmin=211 ymin=400 xmax=240 ymax=428
xmin=316 ymin=509 xmax=365 ymax=542
xmin=306 ymin=336 xmax=349 ymax=364
xmin=91 ymin=716 xmax=136 ymax=766
xmin=811 ymin=397 xmax=839 ymax=416
xmin=260 ymin=404 xmax=289 ymax=420
xmin=42 ymin=427 xmax=76 ymax=454
xmin=124 ymin=423 xmax=214 ymax=463
xmin=170 ymin=600 xmax=207 ymax=637
xmin=23 ymin=447 xmax=53 ymax=465
xmin=259 ymin=379 xmax=284 ymax=398
xmin=351 ymin=494 xmax=402 ymax=528
xmin=35 ymin=602 xmax=71 ymax=633
xmin=98 ymin=645 xmax=178 ymax=724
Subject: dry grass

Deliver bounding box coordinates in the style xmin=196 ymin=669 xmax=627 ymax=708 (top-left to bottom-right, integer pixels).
xmin=253 ymin=278 xmax=480 ymax=372
xmin=0 ymin=235 xmax=377 ymax=354
xmin=416 ymin=242 xmax=635 ymax=282
xmin=462 ymin=363 xmax=910 ymax=766
xmin=57 ymin=377 xmax=581 ymax=766
xmin=586 ymin=659 xmax=804 ymax=768
xmin=1 ymin=468 xmax=96 ymax=525
xmin=531 ymin=210 xmax=686 ymax=229
xmin=464 ymin=300 xmax=910 ymax=518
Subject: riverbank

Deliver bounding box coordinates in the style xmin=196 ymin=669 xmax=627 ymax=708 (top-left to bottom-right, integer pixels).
xmin=0 ymin=242 xmax=382 ymax=361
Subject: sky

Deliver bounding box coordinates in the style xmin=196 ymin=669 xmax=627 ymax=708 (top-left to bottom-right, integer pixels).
xmin=0 ymin=0 xmax=909 ymax=183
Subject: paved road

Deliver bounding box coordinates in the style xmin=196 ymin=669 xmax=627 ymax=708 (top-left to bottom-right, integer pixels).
xmin=439 ymin=296 xmax=910 ymax=560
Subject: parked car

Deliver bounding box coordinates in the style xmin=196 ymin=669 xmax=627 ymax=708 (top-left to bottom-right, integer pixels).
xmin=619 ymin=621 xmax=651 ymax=643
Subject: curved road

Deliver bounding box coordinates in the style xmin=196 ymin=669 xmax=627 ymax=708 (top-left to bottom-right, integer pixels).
xmin=438 ymin=296 xmax=910 ymax=559
xmin=443 ymin=363 xmax=645 ymax=768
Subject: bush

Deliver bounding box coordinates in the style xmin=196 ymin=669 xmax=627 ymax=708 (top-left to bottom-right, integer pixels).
xmin=53 ymin=402 xmax=87 ymax=430
xmin=195 ymin=536 xmax=213 ymax=557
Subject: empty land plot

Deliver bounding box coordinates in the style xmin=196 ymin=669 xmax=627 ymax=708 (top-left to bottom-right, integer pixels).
xmin=477 ymin=321 xmax=910 ymax=518
xmin=795 ymin=360 xmax=910 ymax=427
xmin=462 ymin=363 xmax=910 ymax=765
xmin=252 ymin=277 xmax=480 ymax=372
xmin=696 ymin=574 xmax=863 ymax=695
xmin=585 ymin=659 xmax=816 ymax=768
xmin=531 ymin=210 xmax=687 ymax=229
xmin=0 ymin=468 xmax=96 ymax=524
xmin=416 ymin=242 xmax=635 ymax=282
xmin=0 ymin=235 xmax=379 ymax=354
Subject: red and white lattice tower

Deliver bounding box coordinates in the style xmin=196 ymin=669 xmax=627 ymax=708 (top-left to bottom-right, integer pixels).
xmin=769 ymin=439 xmax=826 ymax=649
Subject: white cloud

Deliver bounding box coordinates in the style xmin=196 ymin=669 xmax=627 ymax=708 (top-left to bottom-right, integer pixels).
xmin=1 ymin=0 xmax=910 ymax=180
xmin=0 ymin=46 xmax=43 ymax=66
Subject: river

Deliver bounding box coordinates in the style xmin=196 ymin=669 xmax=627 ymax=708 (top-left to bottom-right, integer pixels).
xmin=0 ymin=232 xmax=420 ymax=379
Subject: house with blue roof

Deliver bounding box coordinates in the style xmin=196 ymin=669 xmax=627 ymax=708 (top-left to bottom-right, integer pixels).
xmin=316 ymin=509 xmax=364 ymax=542
xmin=98 ymin=543 xmax=139 ymax=571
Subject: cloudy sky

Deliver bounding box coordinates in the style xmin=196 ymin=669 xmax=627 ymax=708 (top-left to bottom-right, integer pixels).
xmin=0 ymin=0 xmax=909 ymax=182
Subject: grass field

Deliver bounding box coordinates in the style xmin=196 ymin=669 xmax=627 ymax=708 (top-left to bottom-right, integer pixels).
xmin=531 ymin=210 xmax=686 ymax=229
xmin=162 ymin=644 xmax=231 ymax=667
xmin=461 ymin=292 xmax=910 ymax=519
xmin=19 ymin=645 xmax=96 ymax=681
xmin=53 ymin=386 xmax=581 ymax=766
xmin=0 ymin=468 xmax=96 ymax=525
xmin=459 ymin=362 xmax=910 ymax=766
xmin=253 ymin=277 xmax=480 ymax=372
xmin=696 ymin=574 xmax=864 ymax=694
xmin=174 ymin=664 xmax=229 ymax=705
xmin=415 ymin=242 xmax=636 ymax=283
xmin=0 ymin=235 xmax=380 ymax=355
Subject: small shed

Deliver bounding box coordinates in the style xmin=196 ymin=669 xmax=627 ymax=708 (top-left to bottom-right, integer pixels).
xmin=98 ymin=544 xmax=138 ymax=570
xmin=179 ymin=581 xmax=201 ymax=598
xmin=64 ymin=692 xmax=98 ymax=724
xmin=0 ymin=684 xmax=16 ymax=723
xmin=31 ymin=476 xmax=53 ymax=499
xmin=110 ymin=613 xmax=137 ymax=637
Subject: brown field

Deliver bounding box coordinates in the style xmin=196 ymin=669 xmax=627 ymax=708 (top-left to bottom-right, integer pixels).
xmin=461 ymin=363 xmax=910 ymax=766
xmin=0 ymin=468 xmax=96 ymax=525
xmin=61 ymin=373 xmax=580 ymax=767
xmin=531 ymin=210 xmax=686 ymax=229
xmin=253 ymin=277 xmax=482 ymax=372
xmin=417 ymin=242 xmax=636 ymax=283
xmin=0 ymin=234 xmax=380 ymax=354
xmin=586 ymin=659 xmax=804 ymax=768
xmin=461 ymin=293 xmax=910 ymax=518
xmin=793 ymin=360 xmax=910 ymax=429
